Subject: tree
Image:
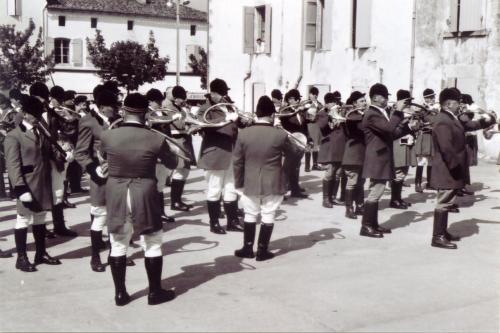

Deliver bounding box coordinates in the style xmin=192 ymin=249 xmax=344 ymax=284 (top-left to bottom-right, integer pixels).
xmin=86 ymin=30 xmax=169 ymax=92
xmin=188 ymin=47 xmax=208 ymax=90
xmin=0 ymin=19 xmax=54 ymax=90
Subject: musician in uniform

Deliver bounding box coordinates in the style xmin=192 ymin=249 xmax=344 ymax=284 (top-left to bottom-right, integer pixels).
xmin=390 ymin=90 xmax=416 ymax=209
xmin=414 ymin=88 xmax=438 ymax=192
xmin=0 ymin=93 xmax=18 ymax=201
xmin=281 ymin=89 xmax=310 ymax=198
xmin=169 ymin=86 xmax=195 ymax=212
xmin=4 ymin=96 xmax=62 ymax=271
xmin=360 ymin=83 xmax=413 ymax=238
xmin=271 ymin=89 xmax=283 ymax=127
xmin=146 ymin=88 xmax=178 ymax=223
xmin=317 ymin=92 xmax=346 ymax=208
xmin=458 ymin=93 xmax=479 ymax=196
xmin=100 ymin=93 xmax=178 ymax=306
xmin=342 ymin=91 xmax=367 ymax=219
xmin=233 ymin=96 xmax=296 ymax=261
xmin=430 ymin=88 xmax=496 ymax=249
xmin=75 ymin=89 xmax=121 ymax=272
xmin=304 ymin=87 xmax=323 ymax=172
xmin=29 ymin=83 xmax=77 ymax=237
xmin=198 ymin=78 xmax=243 ymax=234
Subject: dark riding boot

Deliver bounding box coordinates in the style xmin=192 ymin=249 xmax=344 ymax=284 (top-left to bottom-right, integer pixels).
xmin=224 ymin=201 xmax=244 ymax=232
xmin=234 ymin=222 xmax=256 ymax=258
xmin=331 ymin=179 xmax=343 ymax=205
xmin=360 ymin=201 xmax=383 ymax=238
xmin=207 ymin=200 xmax=226 ymax=234
xmin=159 ymin=192 xmax=175 ymax=223
xmin=256 ymin=224 xmax=275 ymax=261
xmin=33 ymin=224 xmax=61 ymax=265
xmin=339 ymin=174 xmax=347 ymax=203
xmin=425 ymin=166 xmax=433 ymax=189
xmin=15 ymin=228 xmax=36 ymax=272
xmin=345 ymin=189 xmax=357 ymax=219
xmin=109 ymin=256 xmax=131 ymax=306
xmin=415 ymin=166 xmax=423 ymax=193
xmin=322 ymin=180 xmax=333 ymax=208
xmin=312 ymin=152 xmax=322 ymax=170
xmin=145 ymin=256 xmax=175 ymax=305
xmin=372 ymin=201 xmax=391 ymax=234
xmin=304 ymin=152 xmax=311 ymax=172
xmin=354 ymin=185 xmax=365 ymax=215
xmin=389 ymin=182 xmax=407 ymax=209
xmin=431 ymin=210 xmax=457 ymax=249
xmin=52 ymin=203 xmax=78 ymax=237
xmin=170 ymin=179 xmax=192 ymax=211
xmin=62 ymin=181 xmax=76 ymax=208
xmin=90 ymin=230 xmax=106 ymax=272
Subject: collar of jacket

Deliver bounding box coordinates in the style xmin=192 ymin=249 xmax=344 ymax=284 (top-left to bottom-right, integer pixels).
xmin=89 ymin=109 xmax=104 ymax=126
xmin=120 ymin=122 xmax=146 ymax=129
xmin=252 ymin=121 xmax=273 ymax=127
xmin=441 ymin=109 xmax=458 ymax=120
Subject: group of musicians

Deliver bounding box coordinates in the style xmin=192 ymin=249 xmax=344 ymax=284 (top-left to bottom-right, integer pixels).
xmin=0 ymin=78 xmax=498 ymax=306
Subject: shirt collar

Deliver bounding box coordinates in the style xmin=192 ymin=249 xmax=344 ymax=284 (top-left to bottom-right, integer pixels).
xmin=371 ymin=104 xmax=390 ymax=120
xmin=442 ymin=109 xmax=458 ymax=120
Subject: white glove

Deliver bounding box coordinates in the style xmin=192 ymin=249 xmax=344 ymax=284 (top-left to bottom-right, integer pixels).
xmin=65 ymin=151 xmax=74 ymax=162
xmin=19 ymin=192 xmax=33 ymax=203
xmin=96 ymin=165 xmax=106 ymax=178
xmin=172 ymin=113 xmax=182 ymax=121
xmin=234 ymin=188 xmax=244 ymax=196
xmin=226 ymin=112 xmax=239 ymax=122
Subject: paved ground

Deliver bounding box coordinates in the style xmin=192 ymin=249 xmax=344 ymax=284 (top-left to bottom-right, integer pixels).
xmin=0 ymin=147 xmax=499 ymax=331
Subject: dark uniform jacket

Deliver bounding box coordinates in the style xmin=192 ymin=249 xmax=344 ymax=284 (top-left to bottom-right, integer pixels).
xmin=431 ymin=110 xmax=494 ymax=190
xmin=170 ymin=104 xmax=196 ymax=167
xmin=197 ymin=99 xmax=239 ymax=170
xmin=362 ymin=106 xmax=409 ymax=180
xmin=342 ymin=110 xmax=365 ymax=167
xmin=280 ymin=110 xmax=308 ymax=137
xmin=101 ymin=122 xmax=177 ymax=234
xmin=74 ymin=110 xmax=110 ymax=206
xmin=317 ymin=109 xmax=346 ymax=164
xmin=4 ymin=123 xmax=53 ymax=214
xmin=233 ymin=122 xmax=296 ymax=196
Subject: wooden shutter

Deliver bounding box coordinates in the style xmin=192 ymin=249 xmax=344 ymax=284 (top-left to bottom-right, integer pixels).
xmin=449 ymin=0 xmax=459 ymax=32
xmin=321 ymin=0 xmax=333 ymax=50
xmin=46 ymin=37 xmax=55 ymax=59
xmin=354 ymin=0 xmax=372 ymax=48
xmin=7 ymin=0 xmax=16 ymax=15
xmin=72 ymin=39 xmax=83 ymax=66
xmin=264 ymin=5 xmax=272 ymax=54
xmin=243 ymin=7 xmax=255 ymax=54
xmin=459 ymin=0 xmax=483 ymax=32
xmin=305 ymin=0 xmax=317 ymax=49
xmin=15 ymin=0 xmax=22 ymax=16
xmin=446 ymin=77 xmax=457 ymax=88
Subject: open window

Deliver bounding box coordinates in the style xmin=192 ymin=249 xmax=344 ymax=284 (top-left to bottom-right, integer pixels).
xmin=54 ymin=38 xmax=70 ymax=64
xmin=243 ymin=5 xmax=272 ymax=55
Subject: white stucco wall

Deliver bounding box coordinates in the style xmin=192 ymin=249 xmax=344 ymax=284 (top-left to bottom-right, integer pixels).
xmin=0 ymin=0 xmax=45 ymax=31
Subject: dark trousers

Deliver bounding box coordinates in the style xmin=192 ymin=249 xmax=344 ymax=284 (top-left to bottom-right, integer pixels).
xmin=284 ymin=152 xmax=303 ymax=193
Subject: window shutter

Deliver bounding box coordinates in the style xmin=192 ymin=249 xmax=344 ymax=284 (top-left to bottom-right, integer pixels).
xmin=305 ymin=0 xmax=317 ymax=49
xmin=315 ymin=0 xmax=323 ymax=50
xmin=243 ymin=7 xmax=255 ymax=54
xmin=459 ymin=0 xmax=483 ymax=32
xmin=449 ymin=0 xmax=459 ymax=32
xmin=46 ymin=37 xmax=55 ymax=59
xmin=354 ymin=0 xmax=372 ymax=48
xmin=446 ymin=77 xmax=457 ymax=88
xmin=15 ymin=0 xmax=22 ymax=16
xmin=7 ymin=0 xmax=16 ymax=15
xmin=264 ymin=5 xmax=272 ymax=54
xmin=72 ymin=39 xmax=83 ymax=67
xmin=322 ymin=0 xmax=333 ymax=50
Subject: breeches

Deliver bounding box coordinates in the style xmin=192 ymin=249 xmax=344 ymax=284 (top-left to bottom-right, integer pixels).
xmin=109 ymin=189 xmax=162 ymax=257
xmin=436 ymin=189 xmax=457 ymax=210
xmin=323 ymin=163 xmax=343 ymax=181
xmin=156 ymin=163 xmax=172 ymax=192
xmin=394 ymin=167 xmax=409 ymax=183
xmin=50 ymin=160 xmax=68 ymax=205
xmin=171 ymin=168 xmax=189 ymax=181
xmin=366 ymin=179 xmax=387 ymax=203
xmin=239 ymin=194 xmax=283 ymax=224
xmin=344 ymin=165 xmax=363 ymax=190
xmin=204 ymin=165 xmax=237 ymax=202
xmin=90 ymin=205 xmax=107 ymax=232
xmin=16 ymin=211 xmax=47 ymax=229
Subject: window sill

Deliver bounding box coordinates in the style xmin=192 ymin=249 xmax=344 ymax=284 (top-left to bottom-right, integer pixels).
xmin=443 ymin=29 xmax=489 ymax=39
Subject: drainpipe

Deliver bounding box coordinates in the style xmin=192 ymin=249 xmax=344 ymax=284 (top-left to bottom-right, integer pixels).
xmin=409 ymin=0 xmax=417 ymax=94
xmin=243 ymin=56 xmax=252 ymax=113
xmin=43 ymin=4 xmax=55 ymax=86
xmin=294 ymin=0 xmax=305 ymax=89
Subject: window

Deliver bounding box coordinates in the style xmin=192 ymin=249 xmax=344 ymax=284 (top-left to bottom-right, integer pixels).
xmin=91 ymin=17 xmax=97 ymax=28
xmin=127 ymin=20 xmax=134 ymax=30
xmin=243 ymin=5 xmax=272 ymax=54
xmin=54 ymin=38 xmax=70 ymax=64
xmin=7 ymin=0 xmax=21 ymax=16
xmin=449 ymin=0 xmax=484 ymax=33
xmin=58 ymin=16 xmax=66 ymax=27
xmin=190 ymin=24 xmax=196 ymax=36
xmin=352 ymin=0 xmax=372 ymax=48
xmin=304 ymin=0 xmax=331 ymax=50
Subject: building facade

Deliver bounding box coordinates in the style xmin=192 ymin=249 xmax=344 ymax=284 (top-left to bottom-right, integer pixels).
xmin=208 ymin=0 xmax=500 ymax=158
xmin=1 ymin=0 xmax=208 ymax=96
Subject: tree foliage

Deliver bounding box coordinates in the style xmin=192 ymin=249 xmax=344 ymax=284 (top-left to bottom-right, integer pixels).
xmin=86 ymin=30 xmax=169 ymax=91
xmin=188 ymin=47 xmax=208 ymax=90
xmin=0 ymin=20 xmax=54 ymax=90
